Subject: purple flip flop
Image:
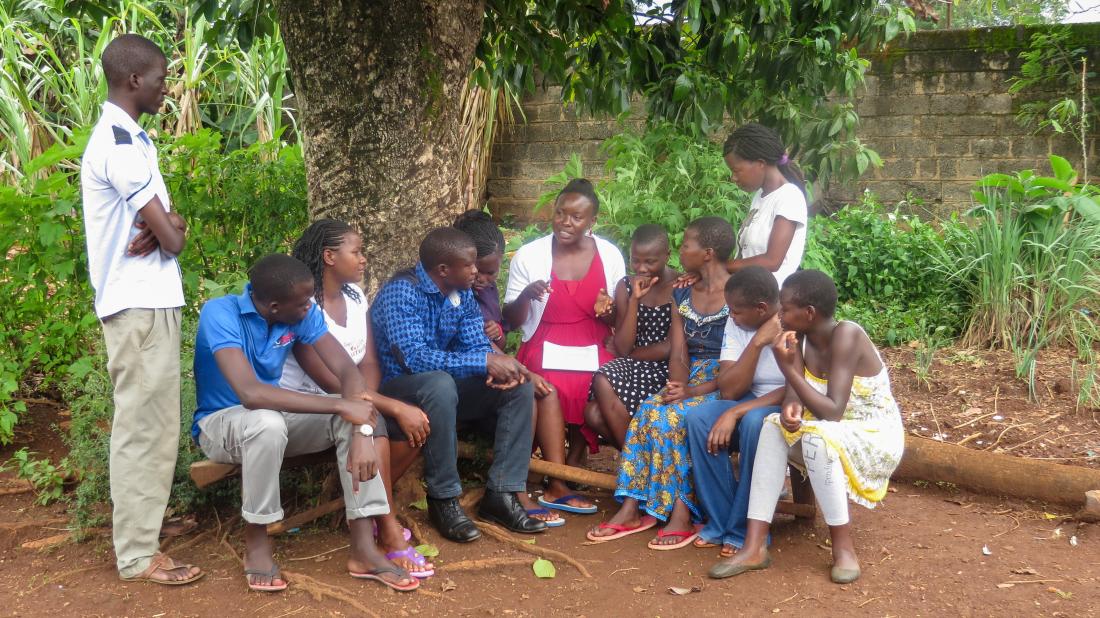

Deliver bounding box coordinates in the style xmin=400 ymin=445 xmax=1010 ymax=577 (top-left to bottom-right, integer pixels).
xmin=385 ymin=546 xmax=435 ymax=578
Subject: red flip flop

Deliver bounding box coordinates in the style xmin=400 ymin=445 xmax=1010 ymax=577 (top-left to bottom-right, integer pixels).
xmin=647 ymin=525 xmax=702 ymax=551
xmin=585 ymin=515 xmax=658 ymax=543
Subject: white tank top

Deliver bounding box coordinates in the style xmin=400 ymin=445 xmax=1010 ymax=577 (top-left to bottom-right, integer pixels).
xmin=280 ymin=284 xmax=369 ymax=394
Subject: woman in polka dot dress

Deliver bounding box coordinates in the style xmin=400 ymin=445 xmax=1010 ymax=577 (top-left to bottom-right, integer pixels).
xmin=586 ymin=225 xmax=678 ymax=450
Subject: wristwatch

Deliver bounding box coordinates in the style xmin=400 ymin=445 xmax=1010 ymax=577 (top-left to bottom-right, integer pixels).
xmin=358 ymin=424 xmax=374 ymax=438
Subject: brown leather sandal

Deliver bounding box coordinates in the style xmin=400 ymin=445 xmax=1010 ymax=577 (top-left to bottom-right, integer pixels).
xmin=121 ymin=552 xmax=204 ymax=586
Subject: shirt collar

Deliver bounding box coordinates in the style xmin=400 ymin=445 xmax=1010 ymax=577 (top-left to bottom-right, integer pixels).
xmin=414 ymin=261 xmax=464 ymax=307
xmin=414 ymin=262 xmax=442 ymax=295
xmin=101 ymin=101 xmax=148 ymax=142
xmin=235 ymin=283 xmax=261 ymax=316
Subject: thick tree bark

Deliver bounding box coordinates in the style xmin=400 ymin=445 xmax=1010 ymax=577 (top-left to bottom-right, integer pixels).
xmin=276 ymin=0 xmax=484 ymax=294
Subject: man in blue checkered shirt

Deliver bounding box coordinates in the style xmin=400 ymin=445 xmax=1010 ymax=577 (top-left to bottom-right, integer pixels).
xmin=372 ymin=227 xmax=547 ymax=542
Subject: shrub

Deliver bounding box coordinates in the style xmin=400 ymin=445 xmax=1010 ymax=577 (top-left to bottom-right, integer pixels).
xmin=812 ymin=193 xmax=966 ymax=345
xmin=0 ymin=131 xmax=307 ymax=446
xmin=0 ymin=137 xmax=97 ymax=444
xmin=534 ymin=123 xmax=750 ymax=265
xmin=937 ymin=156 xmax=1100 ymax=395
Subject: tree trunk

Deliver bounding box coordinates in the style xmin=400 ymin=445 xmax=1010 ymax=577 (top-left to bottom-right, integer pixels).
xmin=275 ymin=0 xmax=485 ymax=294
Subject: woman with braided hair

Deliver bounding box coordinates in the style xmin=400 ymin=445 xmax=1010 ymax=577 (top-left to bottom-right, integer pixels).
xmin=280 ymin=219 xmax=435 ymax=579
xmin=679 ymin=123 xmax=809 ymax=289
xmin=722 ymin=122 xmax=809 ymax=286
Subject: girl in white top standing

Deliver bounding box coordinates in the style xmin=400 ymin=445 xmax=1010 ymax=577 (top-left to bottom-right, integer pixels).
xmin=281 ymin=219 xmax=434 ymax=579
xmin=723 ymin=123 xmax=808 ymax=286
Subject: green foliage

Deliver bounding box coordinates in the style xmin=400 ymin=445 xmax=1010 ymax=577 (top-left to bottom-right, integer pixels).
xmin=2 ymin=447 xmax=67 ymax=505
xmin=922 ymin=0 xmax=1072 ymax=29
xmin=483 ymin=0 xmax=914 ymax=187
xmin=0 ymin=137 xmax=97 ymax=444
xmin=1010 ymin=27 xmax=1098 ymax=179
xmin=807 ymin=194 xmax=965 ymax=346
xmin=0 ymin=1 xmax=294 ymax=183
xmin=535 ymin=124 xmax=750 ymax=267
xmin=937 ymin=156 xmax=1100 ymax=397
xmin=163 ymin=129 xmax=309 ymax=301
xmin=56 ymin=131 xmax=307 ymax=529
xmin=0 ymin=129 xmax=306 ymax=445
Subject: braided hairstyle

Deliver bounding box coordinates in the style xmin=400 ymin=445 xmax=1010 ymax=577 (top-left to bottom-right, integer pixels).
xmin=557 ymin=178 xmax=599 ymax=214
xmin=291 ymin=218 xmax=362 ymax=309
xmin=723 ymin=122 xmax=806 ymax=196
xmin=453 ymin=210 xmax=504 ymax=258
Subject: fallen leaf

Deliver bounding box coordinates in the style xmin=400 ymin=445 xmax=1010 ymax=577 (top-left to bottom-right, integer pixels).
xmin=415 ymin=543 xmax=440 ymax=558
xmin=532 ymin=558 xmax=556 ymax=579
xmin=1011 ymin=567 xmax=1039 ymax=575
xmin=410 ymin=497 xmax=428 ymax=511
xmin=441 ymin=578 xmax=457 ymax=592
xmin=633 ymin=586 xmax=648 ymax=593
xmin=1043 ymin=512 xmax=1059 ymax=520
xmin=522 ymin=538 xmax=537 ymax=545
xmin=1048 ymin=587 xmax=1072 ymax=600
xmin=668 ymin=586 xmax=702 ymax=596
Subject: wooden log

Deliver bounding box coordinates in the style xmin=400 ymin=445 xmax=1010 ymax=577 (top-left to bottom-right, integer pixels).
xmin=455 ymin=441 xmax=815 ymax=518
xmin=895 ymin=435 xmax=1100 ymax=506
xmin=267 ymin=498 xmax=344 ymax=535
xmin=189 ymin=448 xmax=336 ymax=488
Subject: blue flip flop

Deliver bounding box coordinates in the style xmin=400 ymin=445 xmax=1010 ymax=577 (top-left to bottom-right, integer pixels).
xmin=537 ymin=494 xmax=598 ymax=515
xmin=527 ymin=508 xmax=565 ymax=527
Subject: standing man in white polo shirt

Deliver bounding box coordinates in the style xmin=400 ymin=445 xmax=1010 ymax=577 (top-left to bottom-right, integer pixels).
xmin=80 ymin=34 xmax=202 ymax=585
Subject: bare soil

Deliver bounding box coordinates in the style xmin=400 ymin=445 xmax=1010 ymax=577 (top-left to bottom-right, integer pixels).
xmin=1 ymin=347 xmax=1098 ymax=617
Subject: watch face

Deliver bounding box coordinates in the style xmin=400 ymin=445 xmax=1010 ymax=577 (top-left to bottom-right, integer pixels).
xmin=359 ymin=425 xmax=373 ymax=437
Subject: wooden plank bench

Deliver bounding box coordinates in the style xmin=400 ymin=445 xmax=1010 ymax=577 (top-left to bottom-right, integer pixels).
xmin=191 ymin=442 xmax=816 ymax=535
xmin=190 ymin=448 xmax=342 ymax=535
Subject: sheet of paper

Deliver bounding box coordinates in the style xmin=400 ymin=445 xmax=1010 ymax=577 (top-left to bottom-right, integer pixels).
xmin=541 ymin=342 xmax=600 ymax=372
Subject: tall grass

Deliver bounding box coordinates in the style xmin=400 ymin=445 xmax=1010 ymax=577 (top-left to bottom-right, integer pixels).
xmin=939 ymin=155 xmax=1100 ymax=397
xmin=0 ymin=2 xmax=296 ymax=184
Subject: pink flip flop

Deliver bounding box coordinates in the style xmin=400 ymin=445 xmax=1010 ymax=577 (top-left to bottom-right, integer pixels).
xmin=585 ymin=515 xmax=658 ymax=543
xmin=349 ymin=565 xmax=420 ymax=592
xmin=647 ymin=525 xmax=702 ymax=551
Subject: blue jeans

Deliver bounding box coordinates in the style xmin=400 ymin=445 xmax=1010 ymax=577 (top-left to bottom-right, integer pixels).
xmin=686 ymin=398 xmax=779 ymax=548
xmin=379 ymin=371 xmax=534 ymax=499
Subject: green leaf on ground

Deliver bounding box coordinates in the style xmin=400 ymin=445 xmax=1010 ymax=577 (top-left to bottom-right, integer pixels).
xmin=532 ymin=558 xmax=556 ymax=579
xmin=415 ymin=544 xmax=439 ymax=558
xmin=409 ymin=497 xmax=428 ymax=511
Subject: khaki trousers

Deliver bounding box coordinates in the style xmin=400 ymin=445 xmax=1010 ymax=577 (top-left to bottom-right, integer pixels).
xmin=198 ymin=406 xmax=389 ymax=524
xmin=101 ymin=307 xmax=181 ymax=578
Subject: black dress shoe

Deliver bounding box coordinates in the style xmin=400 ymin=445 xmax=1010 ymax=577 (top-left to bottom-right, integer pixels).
xmin=428 ymin=497 xmax=482 ymax=543
xmin=477 ymin=490 xmax=548 ymax=534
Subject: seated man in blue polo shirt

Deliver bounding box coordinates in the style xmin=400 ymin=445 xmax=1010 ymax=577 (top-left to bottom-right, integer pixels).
xmin=373 ymin=227 xmax=546 ymax=542
xmin=193 ymin=254 xmax=418 ymax=593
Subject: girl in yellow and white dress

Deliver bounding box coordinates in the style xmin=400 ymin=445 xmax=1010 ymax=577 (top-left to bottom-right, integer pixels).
xmin=707 ymin=269 xmax=904 ymax=585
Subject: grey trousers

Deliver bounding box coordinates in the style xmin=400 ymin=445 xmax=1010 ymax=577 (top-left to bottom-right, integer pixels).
xmin=198 ymin=406 xmax=389 ymax=524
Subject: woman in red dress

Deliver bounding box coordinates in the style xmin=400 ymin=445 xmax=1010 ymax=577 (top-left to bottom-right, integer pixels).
xmin=504 ymin=179 xmax=625 ymax=515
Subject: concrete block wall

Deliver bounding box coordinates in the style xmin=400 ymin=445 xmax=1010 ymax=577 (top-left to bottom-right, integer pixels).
xmin=487 ymin=24 xmax=1099 ymax=221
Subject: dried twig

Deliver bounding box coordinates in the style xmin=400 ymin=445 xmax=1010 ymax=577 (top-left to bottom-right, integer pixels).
xmin=1002 ymin=429 xmax=1055 ymax=453
xmin=443 ymin=557 xmax=531 ymax=572
xmin=287 ymin=544 xmax=349 ymax=562
xmin=476 ymin=521 xmax=592 ymax=578
xmin=991 ymin=515 xmax=1020 ymax=538
xmin=857 ymin=596 xmax=885 ymax=608
xmin=985 ymin=423 xmax=1033 ymax=450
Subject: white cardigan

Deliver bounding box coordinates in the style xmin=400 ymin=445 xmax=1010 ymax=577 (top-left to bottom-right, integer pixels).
xmin=504 ymin=233 xmax=626 ymax=342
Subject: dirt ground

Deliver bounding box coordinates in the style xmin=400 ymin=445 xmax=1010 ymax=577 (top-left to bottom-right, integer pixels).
xmin=1 ymin=346 xmax=1098 ymax=617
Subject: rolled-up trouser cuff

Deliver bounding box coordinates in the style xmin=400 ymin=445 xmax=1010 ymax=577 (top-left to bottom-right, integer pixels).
xmin=242 ymin=508 xmax=285 ymax=525
xmin=347 ymin=504 xmax=391 ymax=520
